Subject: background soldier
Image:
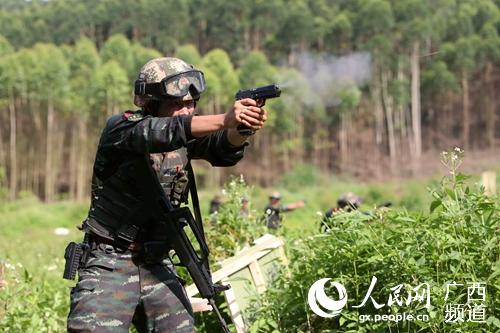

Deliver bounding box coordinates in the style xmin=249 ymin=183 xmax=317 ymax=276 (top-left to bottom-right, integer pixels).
xmin=324 ymin=192 xmax=363 ymax=219
xmin=66 ymin=57 xmax=267 ymax=332
xmin=320 ymin=192 xmax=363 ymax=232
xmin=239 ymin=197 xmax=250 ymax=218
xmin=263 ymin=192 xmax=305 ymax=229
xmin=209 ymin=194 xmax=224 ymax=214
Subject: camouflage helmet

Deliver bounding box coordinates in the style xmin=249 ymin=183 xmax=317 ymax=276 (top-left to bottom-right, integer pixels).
xmin=134 ymin=57 xmax=206 ymax=107
xmin=337 ymin=192 xmax=362 ymax=209
xmin=269 ymin=192 xmax=282 ymax=200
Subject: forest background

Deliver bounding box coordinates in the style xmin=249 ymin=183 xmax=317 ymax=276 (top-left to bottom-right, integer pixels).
xmin=0 ymin=0 xmax=499 ymax=203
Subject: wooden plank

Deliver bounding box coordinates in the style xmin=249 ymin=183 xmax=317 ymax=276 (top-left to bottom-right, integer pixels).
xmin=482 ymin=171 xmax=496 ymax=196
xmin=249 ymin=260 xmax=266 ymax=294
xmin=223 ymin=278 xmax=246 ymax=333
xmin=277 ymin=245 xmax=291 ymax=277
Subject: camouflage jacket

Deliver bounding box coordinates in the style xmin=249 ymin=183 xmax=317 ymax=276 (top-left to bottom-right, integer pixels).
xmin=84 ymin=110 xmax=247 ymax=243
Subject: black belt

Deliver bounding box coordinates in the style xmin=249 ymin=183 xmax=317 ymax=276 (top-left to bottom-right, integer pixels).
xmin=89 ymin=233 xmax=144 ymax=252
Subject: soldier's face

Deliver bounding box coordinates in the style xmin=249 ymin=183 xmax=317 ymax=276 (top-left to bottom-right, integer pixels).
xmin=158 ymin=99 xmax=195 ymax=117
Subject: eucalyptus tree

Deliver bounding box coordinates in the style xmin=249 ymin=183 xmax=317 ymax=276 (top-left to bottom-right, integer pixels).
xmin=198 ymin=49 xmax=239 ymax=185
xmin=15 ymin=48 xmax=41 ymax=195
xmin=0 ymin=35 xmax=14 ymax=193
xmin=31 ymin=43 xmax=70 ymax=202
xmin=93 ymin=60 xmax=131 ymax=120
xmin=0 ymin=35 xmax=13 ymax=57
xmin=336 ymin=84 xmax=362 ymax=172
xmin=130 ymin=43 xmax=162 ymax=78
xmin=440 ymin=3 xmax=481 ymax=150
xmin=66 ymin=37 xmax=102 ymax=200
xmin=421 ymin=60 xmax=458 ymax=141
xmin=237 ymin=51 xmax=280 ymax=183
xmin=130 ymin=0 xmax=190 ymax=52
xmin=267 ymin=0 xmax=316 ymax=65
xmin=273 ymin=68 xmax=316 ymax=172
xmin=0 ymin=52 xmax=23 ymax=199
xmin=100 ymin=34 xmax=135 ymax=81
xmin=351 ymin=0 xmax=395 ymax=172
xmin=202 ymin=49 xmax=239 ymax=110
xmin=245 ymin=0 xmax=287 ymax=53
xmin=175 ymin=44 xmax=203 ymax=66
xmin=474 ymin=0 xmax=500 ymax=148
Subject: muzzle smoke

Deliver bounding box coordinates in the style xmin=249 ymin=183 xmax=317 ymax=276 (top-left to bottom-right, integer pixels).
xmin=279 ymin=52 xmax=372 ymax=107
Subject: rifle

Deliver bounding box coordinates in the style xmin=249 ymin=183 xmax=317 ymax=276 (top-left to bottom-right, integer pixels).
xmin=136 ymin=156 xmax=231 ymax=333
xmin=235 ymin=84 xmax=281 ymax=136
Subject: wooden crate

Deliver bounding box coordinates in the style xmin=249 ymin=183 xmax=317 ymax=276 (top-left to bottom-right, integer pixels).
xmin=186 ymin=234 xmax=287 ymax=333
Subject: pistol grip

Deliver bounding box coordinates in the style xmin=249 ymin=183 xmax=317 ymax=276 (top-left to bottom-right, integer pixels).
xmin=237 ymin=124 xmax=256 ymax=136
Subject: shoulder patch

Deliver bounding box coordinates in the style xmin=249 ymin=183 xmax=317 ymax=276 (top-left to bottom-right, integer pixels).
xmin=124 ymin=111 xmax=144 ymax=122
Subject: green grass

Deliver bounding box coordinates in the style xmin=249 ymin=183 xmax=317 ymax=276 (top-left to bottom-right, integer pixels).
xmin=0 ymin=196 xmax=87 ymax=282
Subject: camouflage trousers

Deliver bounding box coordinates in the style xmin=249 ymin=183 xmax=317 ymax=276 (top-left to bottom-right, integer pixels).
xmin=67 ymin=242 xmax=195 ymax=332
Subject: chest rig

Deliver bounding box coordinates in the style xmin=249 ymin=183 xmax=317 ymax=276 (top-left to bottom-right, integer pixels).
xmin=150 ymin=147 xmax=190 ymax=207
xmin=84 ymin=147 xmax=194 ymax=245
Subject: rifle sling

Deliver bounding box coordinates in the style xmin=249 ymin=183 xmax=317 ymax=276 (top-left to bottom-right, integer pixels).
xmin=186 ymin=161 xmax=205 ymax=242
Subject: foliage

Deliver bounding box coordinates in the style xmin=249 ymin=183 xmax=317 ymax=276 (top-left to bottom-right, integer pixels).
xmin=0 ymin=263 xmax=69 ymax=333
xmin=246 ymin=150 xmax=499 ymax=332
xmin=204 ymin=175 xmax=267 ymax=265
xmin=175 ymin=44 xmax=202 ymax=66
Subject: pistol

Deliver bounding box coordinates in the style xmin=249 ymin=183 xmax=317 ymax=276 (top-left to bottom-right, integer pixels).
xmin=63 ymin=234 xmax=90 ymax=280
xmin=63 ymin=242 xmax=83 ymax=280
xmin=235 ymin=84 xmax=281 ymax=136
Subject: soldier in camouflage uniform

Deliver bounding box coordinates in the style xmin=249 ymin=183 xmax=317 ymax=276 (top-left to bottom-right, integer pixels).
xmin=263 ymin=192 xmax=305 ymax=229
xmin=67 ymin=57 xmax=267 ymax=332
xmin=320 ymin=192 xmax=363 ymax=232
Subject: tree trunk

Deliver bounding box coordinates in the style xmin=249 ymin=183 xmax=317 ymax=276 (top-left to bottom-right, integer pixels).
xmin=396 ymin=61 xmax=406 ymax=158
xmin=484 ymin=62 xmax=495 ymax=148
xmin=410 ymin=41 xmax=422 ymax=159
xmin=381 ymin=70 xmax=397 ymax=175
xmin=244 ymin=25 xmax=251 ymax=52
xmin=45 ymin=97 xmax=55 ymax=202
xmin=461 ymin=70 xmax=470 ymax=150
xmin=371 ymin=65 xmax=384 ymax=145
xmin=53 ymin=117 xmax=65 ymax=199
xmin=76 ymin=117 xmax=88 ymax=201
xmin=198 ymin=20 xmax=207 ymax=54
xmin=8 ymin=95 xmax=17 ymax=200
xmin=297 ymin=114 xmax=304 ymax=166
xmin=0 ymin=119 xmax=6 ymax=187
xmin=69 ymin=118 xmax=78 ymax=199
xmin=32 ymin=100 xmax=43 ymax=197
xmin=339 ymin=113 xmax=347 ymax=173
xmin=282 ymin=133 xmax=290 ymax=173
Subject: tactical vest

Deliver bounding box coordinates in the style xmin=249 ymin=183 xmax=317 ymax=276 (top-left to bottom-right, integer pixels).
xmin=84 ymin=148 xmax=190 ymax=245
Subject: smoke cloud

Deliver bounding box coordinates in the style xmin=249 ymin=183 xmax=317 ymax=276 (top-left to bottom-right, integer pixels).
xmin=280 ymin=52 xmax=372 ymax=107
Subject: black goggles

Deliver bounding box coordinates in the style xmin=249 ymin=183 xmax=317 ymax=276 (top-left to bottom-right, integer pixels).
xmin=135 ymin=70 xmax=206 ymax=98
